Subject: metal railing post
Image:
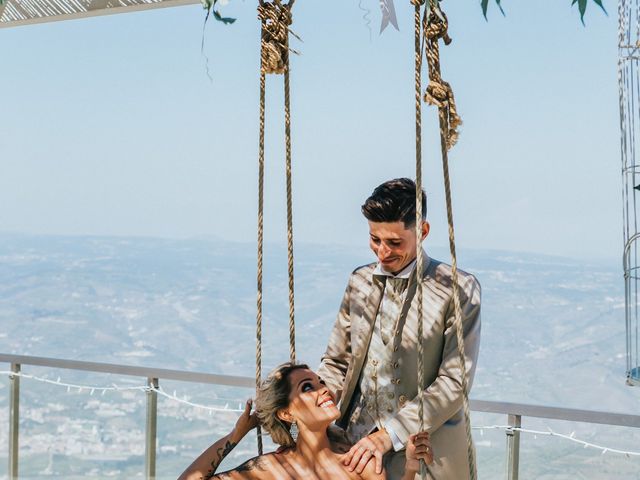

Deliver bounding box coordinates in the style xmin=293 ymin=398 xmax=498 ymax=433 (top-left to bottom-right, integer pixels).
xmin=145 ymin=377 xmax=158 ymax=480
xmin=506 ymin=414 xmax=521 ymax=480
xmin=9 ymin=363 xmax=20 ymax=480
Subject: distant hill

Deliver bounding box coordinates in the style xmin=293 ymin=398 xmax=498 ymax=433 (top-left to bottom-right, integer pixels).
xmin=0 ymin=233 xmax=637 ymax=479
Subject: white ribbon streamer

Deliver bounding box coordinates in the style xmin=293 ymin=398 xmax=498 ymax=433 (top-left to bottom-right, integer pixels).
xmin=379 ymin=0 xmax=399 ymax=33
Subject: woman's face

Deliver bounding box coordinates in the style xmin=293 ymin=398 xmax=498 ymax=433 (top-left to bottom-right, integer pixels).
xmin=283 ymin=368 xmax=340 ymax=431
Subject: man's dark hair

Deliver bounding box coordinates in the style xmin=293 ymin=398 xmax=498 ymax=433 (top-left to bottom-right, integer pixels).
xmin=361 ymin=178 xmax=427 ymax=228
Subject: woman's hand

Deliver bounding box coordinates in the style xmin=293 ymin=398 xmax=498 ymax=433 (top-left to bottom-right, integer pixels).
xmin=231 ymin=399 xmax=259 ymax=443
xmin=404 ymin=432 xmax=433 ymax=473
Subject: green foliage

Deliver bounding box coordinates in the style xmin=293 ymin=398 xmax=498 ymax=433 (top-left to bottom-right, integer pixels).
xmin=480 ymin=0 xmax=504 ymax=17
xmin=201 ymin=0 xmax=236 ymax=25
xmin=481 ymin=0 xmax=607 ymax=23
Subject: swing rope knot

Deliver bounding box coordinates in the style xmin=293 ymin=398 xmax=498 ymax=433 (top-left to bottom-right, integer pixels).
xmin=258 ymin=0 xmax=293 ymax=75
xmin=424 ymin=8 xmax=451 ymax=45
xmin=423 ymin=5 xmax=461 ymax=150
xmin=423 ymin=78 xmax=461 ymax=149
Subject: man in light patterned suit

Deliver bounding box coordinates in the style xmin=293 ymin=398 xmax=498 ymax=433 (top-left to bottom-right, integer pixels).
xmin=318 ymin=178 xmax=481 ymax=479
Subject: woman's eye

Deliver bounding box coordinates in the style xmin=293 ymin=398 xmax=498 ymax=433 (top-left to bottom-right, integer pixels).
xmin=302 ymin=382 xmax=313 ymax=392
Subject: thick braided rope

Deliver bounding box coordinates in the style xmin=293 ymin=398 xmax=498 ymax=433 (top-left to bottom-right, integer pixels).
xmin=284 ymin=32 xmax=296 ymax=363
xmin=276 ymin=0 xmax=297 ymax=364
xmin=255 ymin=69 xmax=266 ymax=456
xmin=255 ymin=4 xmax=297 ymax=447
xmin=424 ymin=3 xmax=476 ymax=478
xmin=410 ymin=1 xmax=427 ymax=478
xmin=258 ymin=0 xmax=296 ymax=362
xmin=255 ymin=0 xmax=292 ymax=453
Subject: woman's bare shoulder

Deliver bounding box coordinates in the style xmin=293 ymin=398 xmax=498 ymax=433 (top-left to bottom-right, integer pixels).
xmin=212 ymin=450 xmax=297 ymax=480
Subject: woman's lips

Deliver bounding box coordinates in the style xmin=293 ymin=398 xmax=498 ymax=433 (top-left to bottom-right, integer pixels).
xmin=319 ymin=400 xmax=335 ymax=408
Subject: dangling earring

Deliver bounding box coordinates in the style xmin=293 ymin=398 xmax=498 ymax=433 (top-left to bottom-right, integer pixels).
xmin=290 ymin=420 xmax=299 ymax=442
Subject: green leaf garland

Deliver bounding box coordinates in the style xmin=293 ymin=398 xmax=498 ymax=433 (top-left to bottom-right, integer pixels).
xmin=483 ymin=0 xmax=606 ymax=23
xmin=201 ymin=0 xmax=236 ymax=25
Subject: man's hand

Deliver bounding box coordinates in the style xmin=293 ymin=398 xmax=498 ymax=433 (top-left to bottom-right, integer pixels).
xmin=231 ymin=399 xmax=259 ymax=442
xmin=405 ymin=432 xmax=433 ymax=473
xmin=343 ymin=429 xmax=393 ymax=474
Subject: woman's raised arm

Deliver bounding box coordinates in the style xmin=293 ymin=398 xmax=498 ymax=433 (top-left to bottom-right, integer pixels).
xmin=177 ymin=400 xmax=259 ymax=480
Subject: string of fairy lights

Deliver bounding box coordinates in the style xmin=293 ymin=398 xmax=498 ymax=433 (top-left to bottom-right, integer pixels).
xmin=0 ymin=370 xmax=245 ymax=413
xmin=472 ymin=425 xmax=640 ymax=457
xmin=2 ymin=370 xmax=640 ymax=458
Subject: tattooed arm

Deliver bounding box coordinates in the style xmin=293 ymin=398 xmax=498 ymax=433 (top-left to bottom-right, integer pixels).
xmin=178 ymin=400 xmax=259 ymax=480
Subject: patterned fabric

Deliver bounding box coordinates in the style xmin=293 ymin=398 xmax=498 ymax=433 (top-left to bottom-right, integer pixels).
xmin=347 ymin=276 xmax=408 ymax=442
xmin=379 ymin=277 xmax=408 ymax=345
xmin=318 ymin=253 xmax=482 ymax=480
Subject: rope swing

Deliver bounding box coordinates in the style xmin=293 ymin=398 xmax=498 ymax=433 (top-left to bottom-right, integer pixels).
xmin=255 ymin=0 xmax=297 ymax=455
xmin=412 ymin=1 xmax=476 ymax=479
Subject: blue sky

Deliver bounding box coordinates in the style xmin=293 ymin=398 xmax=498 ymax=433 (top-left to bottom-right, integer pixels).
xmin=0 ymin=0 xmax=621 ymax=260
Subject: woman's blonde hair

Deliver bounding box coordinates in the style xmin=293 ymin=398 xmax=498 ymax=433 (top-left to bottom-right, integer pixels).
xmin=255 ymin=362 xmax=309 ymax=447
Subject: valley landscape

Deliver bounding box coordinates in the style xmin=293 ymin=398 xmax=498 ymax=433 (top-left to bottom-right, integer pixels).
xmin=0 ymin=233 xmax=638 ymax=479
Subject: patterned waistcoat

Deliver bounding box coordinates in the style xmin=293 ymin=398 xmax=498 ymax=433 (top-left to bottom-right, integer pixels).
xmin=346 ymin=277 xmax=408 ymax=441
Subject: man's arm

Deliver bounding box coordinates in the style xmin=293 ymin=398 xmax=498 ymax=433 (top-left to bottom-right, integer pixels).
xmin=317 ymin=277 xmax=354 ymax=402
xmin=386 ymin=273 xmax=482 ymax=445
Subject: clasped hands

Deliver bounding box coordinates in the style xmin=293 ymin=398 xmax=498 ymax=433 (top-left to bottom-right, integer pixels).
xmin=342 ymin=429 xmax=433 ymax=475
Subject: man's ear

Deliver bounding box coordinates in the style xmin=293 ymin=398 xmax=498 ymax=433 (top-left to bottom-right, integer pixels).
xmin=421 ymin=221 xmax=431 ymax=241
xmin=276 ymin=409 xmax=293 ymax=423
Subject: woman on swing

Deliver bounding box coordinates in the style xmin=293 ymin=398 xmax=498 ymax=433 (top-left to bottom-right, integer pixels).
xmin=178 ymin=362 xmax=433 ymax=480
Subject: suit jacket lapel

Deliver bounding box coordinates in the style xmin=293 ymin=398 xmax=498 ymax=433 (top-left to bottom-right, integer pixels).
xmin=340 ymin=273 xmax=384 ymax=418
xmin=394 ymin=250 xmax=431 ymax=320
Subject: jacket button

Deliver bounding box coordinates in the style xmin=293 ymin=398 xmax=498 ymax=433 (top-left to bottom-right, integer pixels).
xmin=393 ymin=361 xmax=400 ymax=369
xmin=399 ymin=395 xmax=408 ymax=407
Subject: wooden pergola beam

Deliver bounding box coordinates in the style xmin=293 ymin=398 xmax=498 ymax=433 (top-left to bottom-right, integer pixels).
xmin=0 ymin=0 xmax=199 ymax=28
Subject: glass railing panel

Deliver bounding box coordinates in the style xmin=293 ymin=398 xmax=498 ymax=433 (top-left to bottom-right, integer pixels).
xmin=503 ymin=416 xmax=640 ymax=479
xmin=0 ymin=372 xmax=9 ymax=479
xmin=6 ymin=365 xmax=148 ymax=479
xmin=472 ymin=411 xmax=508 ymax=479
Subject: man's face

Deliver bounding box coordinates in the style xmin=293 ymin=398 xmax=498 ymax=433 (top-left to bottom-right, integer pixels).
xmin=368 ymin=220 xmax=430 ymax=274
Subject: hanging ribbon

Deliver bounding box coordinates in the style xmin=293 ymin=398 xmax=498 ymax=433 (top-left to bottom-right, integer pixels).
xmin=379 ymin=0 xmax=399 ymax=33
